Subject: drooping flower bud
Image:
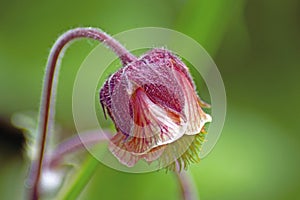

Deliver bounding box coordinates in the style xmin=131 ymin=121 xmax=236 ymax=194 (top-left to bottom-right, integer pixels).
xmin=99 ymin=48 xmax=211 ymax=170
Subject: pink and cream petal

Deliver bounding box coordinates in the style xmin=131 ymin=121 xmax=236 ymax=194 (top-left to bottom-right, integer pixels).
xmin=108 ymin=132 xmax=140 ymax=167
xmin=109 ymin=132 xmax=166 ymax=166
xmin=142 ymin=145 xmax=166 ymax=163
xmin=174 ymin=70 xmax=212 ymax=135
xmin=124 ymin=87 xmax=187 ymax=154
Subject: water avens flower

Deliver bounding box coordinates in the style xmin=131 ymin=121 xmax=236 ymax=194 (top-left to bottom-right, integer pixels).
xmin=100 ymin=48 xmax=212 ymax=170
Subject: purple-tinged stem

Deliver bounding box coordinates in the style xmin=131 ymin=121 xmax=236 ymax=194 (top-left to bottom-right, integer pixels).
xmin=30 ymin=27 xmax=137 ymax=200
xmin=175 ymin=171 xmax=199 ymax=200
xmin=175 ymin=161 xmax=199 ymax=200
xmin=27 ymin=130 xmax=111 ymax=193
xmin=48 ymin=130 xmax=111 ymax=168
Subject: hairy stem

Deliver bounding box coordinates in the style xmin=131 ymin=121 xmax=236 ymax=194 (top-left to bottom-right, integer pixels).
xmin=175 ymin=171 xmax=199 ymax=200
xmin=29 ymin=27 xmax=137 ymax=200
xmin=48 ymin=130 xmax=111 ymax=168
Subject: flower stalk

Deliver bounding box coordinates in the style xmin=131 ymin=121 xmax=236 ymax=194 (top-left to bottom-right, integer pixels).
xmin=175 ymin=170 xmax=199 ymax=200
xmin=29 ymin=27 xmax=137 ymax=200
xmin=48 ymin=130 xmax=111 ymax=168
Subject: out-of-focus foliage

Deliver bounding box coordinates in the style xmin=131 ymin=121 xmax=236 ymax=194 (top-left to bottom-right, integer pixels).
xmin=0 ymin=0 xmax=299 ymax=199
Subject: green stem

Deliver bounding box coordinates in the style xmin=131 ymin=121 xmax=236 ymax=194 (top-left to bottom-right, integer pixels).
xmin=57 ymin=153 xmax=100 ymax=200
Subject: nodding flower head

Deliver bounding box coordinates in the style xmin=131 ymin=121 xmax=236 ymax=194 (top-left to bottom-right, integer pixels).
xmin=99 ymin=48 xmax=211 ymax=171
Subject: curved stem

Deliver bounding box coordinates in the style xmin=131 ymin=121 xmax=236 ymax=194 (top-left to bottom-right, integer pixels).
xmin=29 ymin=27 xmax=137 ymax=200
xmin=175 ymin=171 xmax=199 ymax=200
xmin=48 ymin=130 xmax=111 ymax=168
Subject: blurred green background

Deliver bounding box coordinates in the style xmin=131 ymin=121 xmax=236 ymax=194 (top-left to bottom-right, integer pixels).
xmin=0 ymin=0 xmax=299 ymax=199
